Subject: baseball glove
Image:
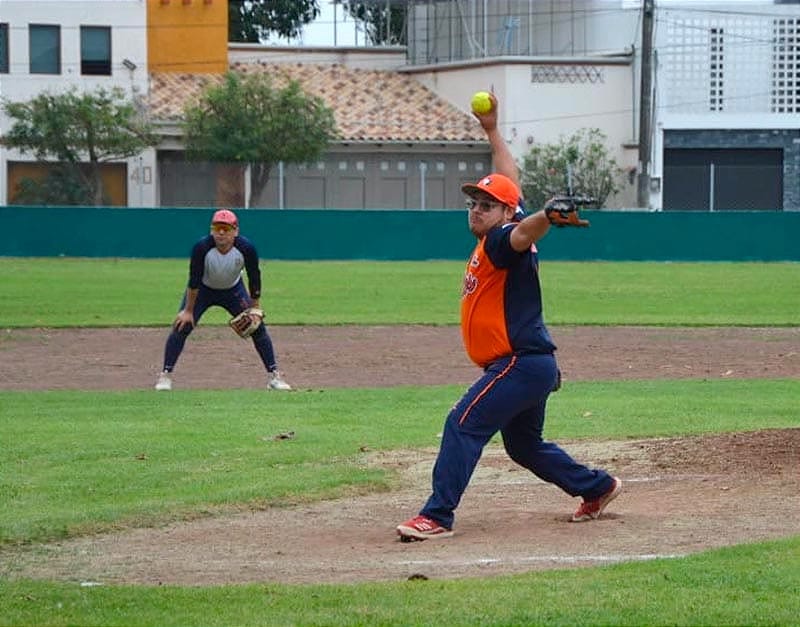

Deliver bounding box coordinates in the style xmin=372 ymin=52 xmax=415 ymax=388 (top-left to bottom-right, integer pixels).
xmin=229 ymin=308 xmax=264 ymax=338
xmin=544 ymin=196 xmax=591 ymax=228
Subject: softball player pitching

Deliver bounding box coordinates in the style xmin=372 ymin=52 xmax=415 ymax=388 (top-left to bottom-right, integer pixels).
xmin=396 ymin=93 xmax=620 ymax=541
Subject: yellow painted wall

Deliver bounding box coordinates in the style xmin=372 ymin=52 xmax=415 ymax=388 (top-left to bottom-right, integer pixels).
xmin=147 ymin=0 xmax=228 ymax=74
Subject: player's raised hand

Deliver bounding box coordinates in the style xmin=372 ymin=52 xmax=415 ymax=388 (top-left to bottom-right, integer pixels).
xmin=470 ymin=91 xmax=498 ymax=132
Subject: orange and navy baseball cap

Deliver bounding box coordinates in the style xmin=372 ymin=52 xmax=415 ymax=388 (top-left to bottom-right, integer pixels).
xmin=211 ymin=209 xmax=238 ymax=227
xmin=461 ymin=174 xmax=521 ymax=208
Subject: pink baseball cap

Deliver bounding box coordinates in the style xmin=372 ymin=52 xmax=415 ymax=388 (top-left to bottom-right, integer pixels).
xmin=211 ymin=209 xmax=238 ymax=226
xmin=461 ymin=174 xmax=520 ymax=208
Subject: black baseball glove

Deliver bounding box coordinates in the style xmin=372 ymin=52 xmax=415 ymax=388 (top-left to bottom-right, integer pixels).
xmin=544 ymin=196 xmax=591 ymax=227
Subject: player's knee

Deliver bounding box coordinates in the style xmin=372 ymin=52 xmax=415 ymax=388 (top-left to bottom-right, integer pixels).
xmin=503 ymin=440 xmax=526 ymax=465
xmin=173 ymin=324 xmax=193 ymax=339
xmin=503 ymin=437 xmax=541 ymax=465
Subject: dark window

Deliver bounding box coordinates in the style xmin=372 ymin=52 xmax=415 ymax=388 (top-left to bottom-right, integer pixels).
xmin=709 ymin=28 xmax=724 ymax=112
xmin=0 ymin=24 xmax=9 ymax=73
xmin=30 ymin=24 xmax=60 ymax=74
xmin=81 ymin=26 xmax=111 ymax=75
xmin=663 ymin=148 xmax=783 ymax=211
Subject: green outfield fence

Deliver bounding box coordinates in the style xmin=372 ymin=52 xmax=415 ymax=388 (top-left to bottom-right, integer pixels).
xmin=2 ymin=205 xmax=799 ymax=261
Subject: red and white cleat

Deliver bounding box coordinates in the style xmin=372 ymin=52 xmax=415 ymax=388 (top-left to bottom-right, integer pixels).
xmin=396 ymin=514 xmax=454 ymax=541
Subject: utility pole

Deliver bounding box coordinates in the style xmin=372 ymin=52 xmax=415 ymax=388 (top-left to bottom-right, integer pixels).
xmin=637 ymin=0 xmax=655 ymax=208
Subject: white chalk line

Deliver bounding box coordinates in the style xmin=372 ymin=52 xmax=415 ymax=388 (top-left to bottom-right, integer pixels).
xmin=479 ymin=474 xmax=725 ymax=487
xmin=396 ymin=553 xmax=684 ymax=568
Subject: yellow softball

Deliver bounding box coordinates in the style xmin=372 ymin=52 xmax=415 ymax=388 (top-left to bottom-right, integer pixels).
xmin=470 ymin=91 xmax=493 ymax=115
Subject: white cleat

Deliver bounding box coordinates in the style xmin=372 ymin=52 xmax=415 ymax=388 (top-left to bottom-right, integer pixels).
xmin=268 ymin=371 xmax=292 ymax=391
xmin=154 ymin=372 xmax=173 ymax=391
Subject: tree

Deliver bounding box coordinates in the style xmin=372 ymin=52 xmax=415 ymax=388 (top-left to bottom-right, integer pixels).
xmin=229 ymin=0 xmax=320 ymax=43
xmin=2 ymin=87 xmax=156 ymax=206
xmin=183 ymin=71 xmax=337 ymax=206
xmin=338 ymin=1 xmax=407 ymax=45
xmin=519 ymin=128 xmax=622 ymax=210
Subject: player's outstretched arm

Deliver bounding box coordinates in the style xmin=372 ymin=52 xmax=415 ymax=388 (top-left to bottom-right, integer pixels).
xmin=510 ymin=211 xmax=551 ymax=252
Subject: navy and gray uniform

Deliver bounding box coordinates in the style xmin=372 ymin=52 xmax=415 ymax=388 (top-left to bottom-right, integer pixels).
xmin=161 ymin=234 xmax=280 ymax=374
xmin=418 ymin=223 xmax=614 ymax=530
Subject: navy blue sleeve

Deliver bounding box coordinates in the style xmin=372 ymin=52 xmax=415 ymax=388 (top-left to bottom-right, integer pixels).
xmin=484 ymin=224 xmax=522 ymax=269
xmin=236 ymin=235 xmax=262 ymax=299
xmin=187 ymin=236 xmax=215 ymax=289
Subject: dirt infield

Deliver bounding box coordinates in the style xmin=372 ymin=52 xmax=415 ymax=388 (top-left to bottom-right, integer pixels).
xmin=1 ymin=325 xmax=798 ymax=585
xmin=2 ymin=325 xmax=798 ymax=390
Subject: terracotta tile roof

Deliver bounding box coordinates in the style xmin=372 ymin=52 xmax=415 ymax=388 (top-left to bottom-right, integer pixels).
xmin=147 ymin=62 xmax=487 ymax=144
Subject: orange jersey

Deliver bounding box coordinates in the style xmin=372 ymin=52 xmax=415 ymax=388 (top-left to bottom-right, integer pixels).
xmin=460 ymin=224 xmax=556 ymax=367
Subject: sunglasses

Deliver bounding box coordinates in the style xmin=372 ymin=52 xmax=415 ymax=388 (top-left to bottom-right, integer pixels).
xmin=466 ymin=198 xmax=503 ymax=213
xmin=210 ymin=224 xmax=236 ymax=234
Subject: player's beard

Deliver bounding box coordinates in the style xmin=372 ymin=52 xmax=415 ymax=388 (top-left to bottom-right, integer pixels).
xmin=468 ymin=213 xmax=505 ymax=238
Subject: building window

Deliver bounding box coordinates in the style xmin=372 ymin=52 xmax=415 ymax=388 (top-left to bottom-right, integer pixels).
xmin=30 ymin=24 xmax=60 ymax=74
xmin=772 ymin=18 xmax=800 ymax=113
xmin=709 ymin=28 xmax=724 ymax=111
xmin=81 ymin=26 xmax=111 ymax=76
xmin=0 ymin=24 xmax=9 ymax=73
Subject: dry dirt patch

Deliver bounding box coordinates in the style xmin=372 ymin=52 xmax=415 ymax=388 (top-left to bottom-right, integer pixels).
xmin=1 ymin=325 xmax=798 ymax=390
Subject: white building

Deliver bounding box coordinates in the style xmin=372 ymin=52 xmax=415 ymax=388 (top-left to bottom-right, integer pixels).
xmin=404 ymin=0 xmax=800 ymax=210
xmin=0 ymin=0 xmax=154 ymax=206
xmin=652 ymin=2 xmax=800 ymax=210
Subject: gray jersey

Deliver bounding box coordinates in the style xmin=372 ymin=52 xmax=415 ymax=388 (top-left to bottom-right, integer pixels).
xmin=188 ymin=234 xmax=262 ymax=299
xmin=202 ymin=246 xmax=245 ymax=290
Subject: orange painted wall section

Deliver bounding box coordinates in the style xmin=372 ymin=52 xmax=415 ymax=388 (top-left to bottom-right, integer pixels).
xmin=8 ymin=162 xmax=128 ymax=206
xmin=146 ymin=0 xmax=228 ymax=74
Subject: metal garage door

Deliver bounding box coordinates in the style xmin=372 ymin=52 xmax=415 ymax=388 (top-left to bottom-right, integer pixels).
xmin=663 ymin=148 xmax=783 ymax=211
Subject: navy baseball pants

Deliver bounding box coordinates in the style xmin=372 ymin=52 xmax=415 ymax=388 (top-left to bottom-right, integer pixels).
xmin=420 ymin=352 xmax=614 ymax=529
xmin=161 ymin=280 xmax=278 ymax=373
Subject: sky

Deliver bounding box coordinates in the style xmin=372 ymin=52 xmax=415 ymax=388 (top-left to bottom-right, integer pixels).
xmin=291 ymin=2 xmax=363 ymax=47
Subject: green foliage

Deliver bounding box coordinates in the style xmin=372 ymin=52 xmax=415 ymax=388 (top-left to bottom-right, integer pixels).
xmin=520 ymin=128 xmax=622 ymax=210
xmin=1 ymin=87 xmax=156 ymax=205
xmin=183 ymin=71 xmax=337 ymax=204
xmin=228 ymin=0 xmax=320 ymax=43
xmin=341 ymin=1 xmax=408 ymax=45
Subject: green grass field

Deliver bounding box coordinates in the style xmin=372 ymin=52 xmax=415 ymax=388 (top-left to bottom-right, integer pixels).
xmin=0 ymin=258 xmax=798 ymax=626
xmin=1 ymin=258 xmax=798 ymax=326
